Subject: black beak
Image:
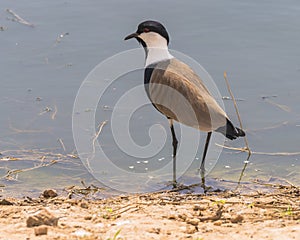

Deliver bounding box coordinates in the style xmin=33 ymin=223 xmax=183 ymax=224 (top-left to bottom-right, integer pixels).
xmin=124 ymin=32 xmax=139 ymax=40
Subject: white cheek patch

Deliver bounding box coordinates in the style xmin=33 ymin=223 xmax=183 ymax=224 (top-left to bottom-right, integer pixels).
xmin=139 ymin=32 xmax=168 ymax=48
xmin=139 ymin=32 xmax=173 ymax=66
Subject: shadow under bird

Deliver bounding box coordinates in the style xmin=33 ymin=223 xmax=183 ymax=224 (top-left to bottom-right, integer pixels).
xmin=124 ymin=20 xmax=245 ymax=188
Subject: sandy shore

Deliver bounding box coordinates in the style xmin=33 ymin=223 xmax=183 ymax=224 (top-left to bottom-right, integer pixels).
xmin=0 ymin=185 xmax=299 ymax=240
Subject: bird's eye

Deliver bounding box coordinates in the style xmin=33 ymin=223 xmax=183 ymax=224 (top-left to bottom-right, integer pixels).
xmin=143 ymin=28 xmax=150 ymax=33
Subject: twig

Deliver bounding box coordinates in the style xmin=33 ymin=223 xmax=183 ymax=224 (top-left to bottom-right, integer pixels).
xmin=223 ymin=72 xmax=251 ymax=156
xmin=93 ymin=121 xmax=107 ymax=150
xmin=223 ymin=72 xmax=252 ymax=185
xmin=64 ymin=182 xmax=103 ymax=198
xmin=6 ymin=9 xmax=34 ymax=27
xmin=222 ymin=96 xmax=245 ymax=101
xmin=215 ymin=143 xmax=300 ymax=156
xmin=111 ymin=205 xmax=140 ymax=217
xmin=85 ymin=120 xmax=108 ymax=172
xmin=252 ymin=178 xmax=298 ymax=189
xmin=2 ymin=159 xmax=57 ymax=180
xmin=51 ymin=105 xmax=58 ymax=120
xmin=200 ymin=205 xmax=223 ymax=222
xmin=58 ymin=138 xmax=66 ymax=152
xmin=39 ymin=106 xmax=52 ymax=115
xmin=263 ymin=99 xmax=291 ymax=112
xmin=92 ymin=121 xmax=108 ymax=155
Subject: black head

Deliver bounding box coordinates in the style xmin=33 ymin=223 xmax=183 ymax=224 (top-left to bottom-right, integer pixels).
xmin=124 ymin=20 xmax=170 ymax=45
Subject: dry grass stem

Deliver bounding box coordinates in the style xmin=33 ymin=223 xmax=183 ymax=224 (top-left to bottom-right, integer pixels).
xmin=64 ymin=181 xmax=104 ymax=198
xmin=223 ymin=72 xmax=252 ymax=185
xmin=51 ymin=105 xmax=58 ymax=120
xmin=0 ymin=149 xmax=78 ymax=165
xmin=58 ymin=138 xmax=66 ymax=152
xmin=92 ymin=121 xmax=108 ymax=154
xmin=0 ymin=148 xmax=83 ymax=181
xmin=264 ymin=99 xmax=291 ymax=112
xmin=39 ymin=107 xmax=52 ymax=115
xmin=215 ymin=143 xmax=300 ymax=156
xmin=85 ymin=120 xmax=108 ymax=172
xmin=2 ymin=158 xmax=57 ymax=180
xmin=252 ymin=178 xmax=298 ymax=189
xmin=6 ymin=9 xmax=34 ymax=27
xmin=223 ymin=72 xmax=251 ymax=156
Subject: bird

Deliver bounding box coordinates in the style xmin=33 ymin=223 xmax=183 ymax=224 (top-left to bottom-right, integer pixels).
xmin=124 ymin=20 xmax=245 ymax=188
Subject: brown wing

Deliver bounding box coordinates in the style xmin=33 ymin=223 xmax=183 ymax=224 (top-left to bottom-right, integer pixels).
xmin=148 ymin=58 xmax=227 ymax=132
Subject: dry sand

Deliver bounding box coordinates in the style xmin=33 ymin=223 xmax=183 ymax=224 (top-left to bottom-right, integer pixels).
xmin=0 ymin=185 xmax=299 ymax=240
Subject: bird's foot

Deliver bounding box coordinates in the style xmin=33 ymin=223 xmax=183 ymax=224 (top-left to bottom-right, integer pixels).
xmin=172 ymin=180 xmax=178 ymax=189
xmin=201 ymin=183 xmax=213 ymax=194
xmin=199 ymin=169 xmax=213 ymax=194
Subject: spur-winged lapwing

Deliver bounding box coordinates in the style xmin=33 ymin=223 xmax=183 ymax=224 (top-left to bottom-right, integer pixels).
xmin=125 ymin=20 xmax=245 ymax=187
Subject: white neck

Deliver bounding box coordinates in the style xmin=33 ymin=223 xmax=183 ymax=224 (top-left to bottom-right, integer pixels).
xmin=138 ymin=32 xmax=174 ymax=66
xmin=145 ymin=47 xmax=174 ymax=66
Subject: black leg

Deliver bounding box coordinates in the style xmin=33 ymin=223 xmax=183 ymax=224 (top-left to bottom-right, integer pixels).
xmin=169 ymin=119 xmax=178 ymax=187
xmin=200 ymin=132 xmax=212 ymax=191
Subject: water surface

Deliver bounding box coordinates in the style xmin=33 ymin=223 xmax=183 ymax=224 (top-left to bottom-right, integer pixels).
xmin=1 ymin=0 xmax=299 ymax=197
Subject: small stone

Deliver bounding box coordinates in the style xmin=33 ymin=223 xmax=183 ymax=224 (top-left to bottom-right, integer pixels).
xmin=201 ymin=226 xmax=213 ymax=232
xmin=168 ymin=214 xmax=177 ymax=220
xmin=186 ymin=218 xmax=200 ymax=226
xmin=0 ymin=26 xmax=7 ymax=31
xmin=34 ymin=226 xmax=48 ymax=236
xmin=42 ymin=189 xmax=58 ymax=198
xmin=185 ymin=225 xmax=197 ymax=234
xmin=0 ymin=199 xmax=14 ymax=205
xmin=80 ymin=201 xmax=89 ymax=209
xmin=225 ymin=224 xmax=234 ymax=227
xmin=213 ymin=220 xmax=222 ymax=226
xmin=193 ymin=204 xmax=202 ymax=211
xmin=148 ymin=227 xmax=161 ymax=234
xmin=120 ymin=195 xmax=129 ymax=200
xmin=26 ymin=209 xmax=58 ymax=227
xmin=84 ymin=215 xmax=92 ymax=220
xmin=230 ymin=214 xmax=244 ymax=223
xmin=178 ymin=213 xmax=187 ymax=221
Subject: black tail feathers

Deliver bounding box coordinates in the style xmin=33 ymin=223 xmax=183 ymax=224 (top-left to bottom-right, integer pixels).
xmin=216 ymin=119 xmax=245 ymax=140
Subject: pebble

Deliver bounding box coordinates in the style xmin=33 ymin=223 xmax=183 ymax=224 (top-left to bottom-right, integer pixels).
xmin=148 ymin=227 xmax=161 ymax=234
xmin=80 ymin=201 xmax=89 ymax=209
xmin=26 ymin=209 xmax=58 ymax=227
xmin=34 ymin=226 xmax=48 ymax=236
xmin=230 ymin=214 xmax=244 ymax=223
xmin=42 ymin=189 xmax=58 ymax=198
xmin=193 ymin=204 xmax=205 ymax=211
xmin=213 ymin=220 xmax=222 ymax=226
xmin=186 ymin=218 xmax=200 ymax=226
xmin=185 ymin=225 xmax=197 ymax=234
xmin=178 ymin=213 xmax=187 ymax=221
xmin=0 ymin=199 xmax=13 ymax=205
xmin=168 ymin=214 xmax=177 ymax=220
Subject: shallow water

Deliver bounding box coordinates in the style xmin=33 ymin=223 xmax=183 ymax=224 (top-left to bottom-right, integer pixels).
xmin=1 ymin=0 xmax=299 ymax=197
